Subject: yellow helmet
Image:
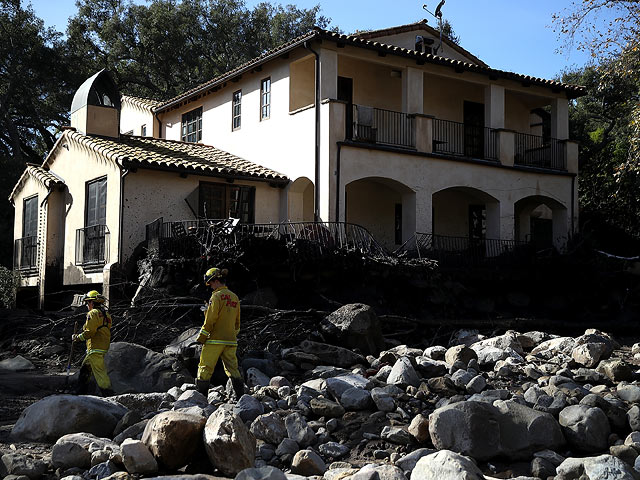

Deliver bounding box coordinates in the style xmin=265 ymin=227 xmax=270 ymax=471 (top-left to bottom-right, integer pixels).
xmin=82 ymin=290 xmax=106 ymax=304
xmin=204 ymin=267 xmax=227 ymax=284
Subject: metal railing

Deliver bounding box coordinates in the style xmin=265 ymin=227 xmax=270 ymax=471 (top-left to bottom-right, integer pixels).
xmin=514 ymin=133 xmax=566 ymax=170
xmin=395 ymin=233 xmax=533 ymax=266
xmin=432 ymin=119 xmax=498 ymax=160
xmin=13 ymin=236 xmax=38 ymax=272
xmin=76 ymin=225 xmax=110 ymax=266
xmin=351 ymin=105 xmax=415 ymax=148
xmin=145 ymin=218 xmax=387 ymax=259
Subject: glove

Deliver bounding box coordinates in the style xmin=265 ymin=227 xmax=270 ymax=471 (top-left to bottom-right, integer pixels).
xmin=196 ymin=333 xmax=207 ymax=344
xmin=71 ymin=334 xmax=79 ymax=342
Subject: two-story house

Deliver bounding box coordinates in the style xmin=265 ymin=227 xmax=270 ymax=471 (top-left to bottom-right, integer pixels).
xmin=10 ymin=20 xmax=584 ymax=307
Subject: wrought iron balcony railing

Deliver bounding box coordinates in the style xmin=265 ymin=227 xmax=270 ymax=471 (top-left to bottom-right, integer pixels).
xmin=432 ymin=119 xmax=498 ymax=161
xmin=514 ymin=133 xmax=566 ymax=170
xmin=13 ymin=236 xmax=38 ymax=272
xmin=349 ymin=105 xmax=415 ymax=148
xmin=76 ymin=225 xmax=110 ymax=266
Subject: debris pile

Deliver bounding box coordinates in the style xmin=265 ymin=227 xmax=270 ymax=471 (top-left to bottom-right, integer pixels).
xmin=4 ymin=303 xmax=640 ymax=479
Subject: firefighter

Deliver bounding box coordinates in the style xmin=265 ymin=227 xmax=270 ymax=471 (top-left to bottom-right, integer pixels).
xmin=196 ymin=267 xmax=245 ymax=399
xmin=71 ymin=290 xmax=114 ymax=396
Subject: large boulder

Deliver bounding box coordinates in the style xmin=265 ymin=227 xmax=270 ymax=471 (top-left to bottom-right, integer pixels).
xmin=321 ymin=304 xmax=385 ymax=355
xmin=52 ymin=433 xmax=119 ymax=469
xmin=411 ymin=450 xmax=485 ymax=480
xmin=1 ymin=454 xmax=47 ymax=479
xmin=105 ymin=342 xmax=192 ymax=393
xmin=11 ymin=395 xmax=128 ymax=443
xmin=0 ymin=355 xmax=36 ymax=371
xmin=203 ymin=407 xmax=256 ymax=476
xmin=163 ymin=327 xmax=200 ymax=357
xmin=250 ymin=413 xmax=287 ymax=445
xmin=555 ymin=454 xmax=640 ymax=480
xmin=141 ymin=411 xmax=206 ymax=470
xmin=558 ymin=405 xmax=610 ymax=453
xmin=299 ymin=341 xmax=365 ymax=368
xmin=121 ymin=439 xmax=158 ymax=475
xmin=387 ymin=357 xmax=421 ymax=388
xmin=290 ymin=449 xmax=326 ymax=476
xmin=110 ymin=393 xmax=173 ymax=416
xmin=428 ymin=400 xmax=564 ymax=461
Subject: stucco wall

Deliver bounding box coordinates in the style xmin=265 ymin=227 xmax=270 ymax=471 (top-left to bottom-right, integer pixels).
xmin=120 ymin=101 xmax=155 ymax=136
xmin=423 ymin=75 xmax=485 ymax=122
xmin=46 ymin=138 xmax=122 ymax=285
xmin=337 ymin=56 xmax=403 ymax=111
xmin=120 ymin=168 xmax=283 ymax=261
xmin=159 ymin=50 xmax=316 ymax=186
xmin=369 ymin=31 xmax=480 ymax=64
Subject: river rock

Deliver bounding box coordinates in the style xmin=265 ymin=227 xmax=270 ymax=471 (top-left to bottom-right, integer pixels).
xmin=236 ymin=466 xmax=287 ymax=480
xmin=0 ymin=355 xmax=35 ymax=371
xmin=234 ymin=395 xmax=265 ymax=423
xmin=299 ymin=341 xmax=365 ymax=368
xmin=141 ymin=411 xmax=206 ymax=470
xmin=428 ymin=400 xmax=564 ymax=460
xmin=555 ymin=454 xmax=639 ymax=480
xmin=284 ymin=413 xmax=316 ymax=447
xmin=408 ymin=414 xmax=430 ymax=443
xmin=290 ymin=449 xmax=326 ymax=476
xmin=386 ymin=357 xmax=420 ymax=387
xmin=110 ymin=393 xmax=172 ymax=416
xmin=326 ymin=374 xmax=372 ymax=399
xmin=1 ymin=454 xmax=46 ymax=479
xmin=341 ymin=388 xmax=372 ymax=410
xmin=321 ymin=303 xmax=385 ymax=355
xmin=11 ymin=395 xmax=127 ymax=443
xmin=120 ymin=439 xmax=158 ymax=474
xmin=558 ymin=405 xmax=610 ymax=452
xmin=203 ymin=407 xmax=256 ymax=476
xmin=52 ymin=433 xmax=119 ymax=469
xmin=412 ymin=450 xmax=485 ymax=479
xmin=250 ymin=413 xmax=287 ymax=445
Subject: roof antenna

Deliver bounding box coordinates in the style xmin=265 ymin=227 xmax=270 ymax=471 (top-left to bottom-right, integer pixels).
xmin=422 ymin=1 xmax=445 ymax=55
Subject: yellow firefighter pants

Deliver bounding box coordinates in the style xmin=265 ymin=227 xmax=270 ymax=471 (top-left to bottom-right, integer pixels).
xmin=82 ymin=353 xmax=112 ymax=390
xmin=197 ymin=343 xmax=241 ymax=381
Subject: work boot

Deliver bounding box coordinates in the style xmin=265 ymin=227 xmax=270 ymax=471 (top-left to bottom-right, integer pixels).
xmin=231 ymin=376 xmax=245 ymax=400
xmin=100 ymin=388 xmax=115 ymax=397
xmin=196 ymin=379 xmax=210 ymax=396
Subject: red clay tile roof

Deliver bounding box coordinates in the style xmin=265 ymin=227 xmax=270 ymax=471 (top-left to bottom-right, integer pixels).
xmin=64 ymin=131 xmax=288 ymax=183
xmin=121 ymin=95 xmax=163 ymax=111
xmin=154 ymin=26 xmax=586 ymax=113
xmin=9 ymin=165 xmax=64 ymax=202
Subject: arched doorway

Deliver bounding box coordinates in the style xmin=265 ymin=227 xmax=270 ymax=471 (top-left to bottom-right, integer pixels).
xmin=288 ymin=177 xmax=314 ymax=222
xmin=515 ymin=195 xmax=568 ymax=251
xmin=432 ymin=187 xmax=500 ymax=239
xmin=345 ymin=177 xmax=415 ymax=250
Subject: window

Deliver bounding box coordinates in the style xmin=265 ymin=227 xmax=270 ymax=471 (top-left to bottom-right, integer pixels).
xmin=181 ymin=107 xmax=202 ymax=143
xmin=141 ymin=124 xmax=147 ymax=136
xmin=232 ymin=90 xmax=242 ymax=130
xmin=198 ymin=182 xmax=255 ymax=223
xmin=23 ymin=196 xmax=38 ymax=238
xmin=86 ymin=177 xmax=107 ymax=227
xmin=260 ymin=78 xmax=271 ymax=120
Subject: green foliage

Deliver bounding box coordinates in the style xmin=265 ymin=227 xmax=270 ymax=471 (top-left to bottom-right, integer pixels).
xmin=0 ymin=265 xmax=18 ymax=308
xmin=65 ymin=0 xmax=332 ymax=100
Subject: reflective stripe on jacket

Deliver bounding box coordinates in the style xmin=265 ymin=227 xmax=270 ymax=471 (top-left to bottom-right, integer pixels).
xmin=77 ymin=308 xmax=112 ymax=354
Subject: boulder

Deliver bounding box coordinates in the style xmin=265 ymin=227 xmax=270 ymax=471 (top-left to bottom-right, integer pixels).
xmin=318 ymin=442 xmax=350 ymax=458
xmin=572 ymin=343 xmax=609 ymax=368
xmin=11 ymin=395 xmax=127 ymax=443
xmin=121 ymin=439 xmax=158 ymax=474
xmin=0 ymin=355 xmax=35 ymax=371
xmin=284 ymin=413 xmax=316 ymax=448
xmin=340 ymin=388 xmax=372 ymax=410
xmin=321 ymin=304 xmax=385 ymax=355
xmin=234 ymin=395 xmax=265 ymax=423
xmin=558 ymin=405 xmax=610 ymax=452
xmin=1 ymin=454 xmax=46 ymax=479
xmin=617 ymin=385 xmax=640 ymax=403
xmin=408 ymin=414 xmax=430 ymax=443
xmin=598 ymin=359 xmax=633 ymax=383
xmin=250 ymin=413 xmax=287 ymax=445
xmin=299 ymin=341 xmax=365 ymax=368
xmin=412 ymin=450 xmax=485 ymax=480
xmin=444 ymin=345 xmax=477 ymax=366
xmin=370 ymin=388 xmax=395 ymax=412
xmin=555 ymin=454 xmax=640 ymax=480
xmin=113 ymin=420 xmax=149 ymax=445
xmin=326 ymin=374 xmax=372 ymax=399
xmin=386 ymin=357 xmax=420 ymax=388
xmin=163 ymin=327 xmax=200 ymax=357
xmin=174 ymin=390 xmax=208 ymax=410
xmin=428 ymin=400 xmax=564 ymax=461
xmin=109 ymin=393 xmax=172 ymax=416
xmin=203 ymin=408 xmax=256 ymax=476
xmin=290 ymin=449 xmax=326 ymax=476
xmin=52 ymin=433 xmax=119 ymax=469
xmin=246 ymin=368 xmax=271 ymax=388
xmin=236 ymin=466 xmax=287 ymax=480
xmin=309 ymin=397 xmax=345 ymax=418
xmin=105 ymin=342 xmax=192 ymax=393
xmin=394 ymin=448 xmax=436 ymax=474
xmin=141 ymin=411 xmax=206 ymax=470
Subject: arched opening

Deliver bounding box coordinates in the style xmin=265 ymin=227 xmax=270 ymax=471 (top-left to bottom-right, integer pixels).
xmin=345 ymin=177 xmax=415 ymax=250
xmin=515 ymin=195 xmax=568 ymax=251
xmin=288 ymin=177 xmax=314 ymax=222
xmin=432 ymin=187 xmax=500 ymax=239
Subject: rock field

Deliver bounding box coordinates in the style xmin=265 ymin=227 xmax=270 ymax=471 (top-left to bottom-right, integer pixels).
xmin=3 ymin=303 xmax=640 ymax=480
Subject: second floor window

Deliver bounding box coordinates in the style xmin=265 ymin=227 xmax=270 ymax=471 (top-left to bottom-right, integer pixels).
xmin=141 ymin=124 xmax=147 ymax=136
xmin=232 ymin=90 xmax=242 ymax=130
xmin=23 ymin=195 xmax=38 ymax=238
xmin=182 ymin=107 xmax=202 ymax=142
xmin=261 ymin=78 xmax=271 ymax=120
xmin=86 ymin=177 xmax=107 ymax=227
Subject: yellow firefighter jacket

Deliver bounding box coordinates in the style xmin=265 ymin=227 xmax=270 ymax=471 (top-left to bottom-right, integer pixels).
xmin=197 ymin=286 xmax=241 ymax=345
xmin=77 ymin=307 xmax=112 ymax=355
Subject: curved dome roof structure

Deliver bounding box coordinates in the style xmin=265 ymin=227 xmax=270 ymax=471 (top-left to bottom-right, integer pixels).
xmin=70 ymin=69 xmax=121 ymax=114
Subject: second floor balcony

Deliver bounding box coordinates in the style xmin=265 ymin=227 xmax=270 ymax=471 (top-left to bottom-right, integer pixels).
xmin=344 ymin=103 xmax=574 ymax=173
xmin=13 ymin=236 xmax=38 ymax=274
xmin=76 ymin=225 xmax=110 ymax=268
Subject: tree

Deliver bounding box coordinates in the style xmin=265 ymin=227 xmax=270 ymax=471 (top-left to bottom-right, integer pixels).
xmin=0 ymin=0 xmax=78 ymax=267
xmin=66 ymin=0 xmax=332 ymax=100
xmin=554 ymin=1 xmax=640 ymax=239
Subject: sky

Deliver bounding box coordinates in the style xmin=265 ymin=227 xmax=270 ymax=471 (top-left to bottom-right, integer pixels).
xmin=27 ymin=0 xmax=600 ymax=81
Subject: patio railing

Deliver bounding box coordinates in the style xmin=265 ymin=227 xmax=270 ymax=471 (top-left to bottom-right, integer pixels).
xmin=76 ymin=225 xmax=110 ymax=266
xmin=395 ymin=232 xmax=534 ymax=266
xmin=13 ymin=236 xmax=38 ymax=273
xmin=350 ymin=105 xmax=415 ymax=148
xmin=432 ymin=119 xmax=498 ymax=161
xmin=514 ymin=133 xmax=566 ymax=170
xmin=145 ymin=218 xmax=387 ymax=259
